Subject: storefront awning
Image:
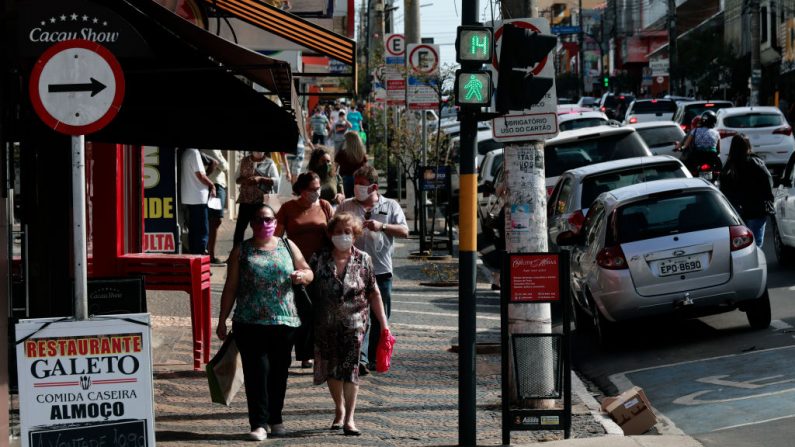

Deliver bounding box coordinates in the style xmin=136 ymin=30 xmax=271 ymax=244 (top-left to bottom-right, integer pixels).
xmin=15 ymin=0 xmax=302 ymax=151
xmin=201 ymin=0 xmax=356 ymax=65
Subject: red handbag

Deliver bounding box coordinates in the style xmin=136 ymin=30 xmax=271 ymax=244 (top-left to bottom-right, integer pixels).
xmin=376 ymin=328 xmax=396 ymax=373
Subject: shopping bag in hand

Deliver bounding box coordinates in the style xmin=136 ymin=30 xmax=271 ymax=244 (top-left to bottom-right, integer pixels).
xmin=206 ymin=332 xmax=244 ymax=406
xmin=375 ymin=328 xmax=396 ymax=373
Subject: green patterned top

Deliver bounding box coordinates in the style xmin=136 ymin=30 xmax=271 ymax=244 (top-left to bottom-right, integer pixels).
xmin=232 ymin=239 xmax=300 ymax=327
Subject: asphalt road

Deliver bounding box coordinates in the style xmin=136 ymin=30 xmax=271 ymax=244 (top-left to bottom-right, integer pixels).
xmin=572 ymin=231 xmax=795 ymax=447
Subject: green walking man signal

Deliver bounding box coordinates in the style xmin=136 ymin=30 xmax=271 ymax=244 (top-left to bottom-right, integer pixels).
xmin=464 ymin=75 xmax=484 ymax=101
xmin=455 ymin=71 xmax=491 ymax=106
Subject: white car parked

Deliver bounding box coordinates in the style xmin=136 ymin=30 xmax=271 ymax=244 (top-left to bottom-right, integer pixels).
xmin=772 ymin=152 xmax=795 ymax=263
xmin=628 ymin=121 xmax=686 ymax=158
xmin=715 ymin=107 xmax=795 ymax=180
xmin=558 ymin=110 xmax=610 ymax=132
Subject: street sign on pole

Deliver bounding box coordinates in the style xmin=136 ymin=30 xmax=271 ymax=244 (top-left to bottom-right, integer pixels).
xmin=29 ymin=39 xmax=124 ymax=136
xmin=490 ymin=19 xmax=558 ymax=141
xmin=385 ymin=33 xmax=406 ymax=105
xmin=407 ymin=43 xmax=440 ymax=110
xmin=28 ymin=39 xmax=125 ymax=322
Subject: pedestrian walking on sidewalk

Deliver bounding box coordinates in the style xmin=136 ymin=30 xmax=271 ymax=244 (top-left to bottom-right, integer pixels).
xmin=334 ymin=132 xmax=367 ymax=198
xmin=337 ymin=165 xmax=408 ymax=375
xmin=309 ymin=212 xmax=390 ymax=436
xmin=201 ymin=149 xmax=228 ymax=264
xmin=233 ymin=152 xmax=280 ymax=247
xmin=216 ymin=204 xmax=314 ymax=441
xmin=307 ymin=147 xmax=345 ymax=207
xmin=275 ymin=172 xmax=333 ymax=369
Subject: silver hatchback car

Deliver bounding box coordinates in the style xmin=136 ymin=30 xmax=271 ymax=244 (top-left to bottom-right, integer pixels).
xmin=558 ymin=178 xmax=770 ymax=345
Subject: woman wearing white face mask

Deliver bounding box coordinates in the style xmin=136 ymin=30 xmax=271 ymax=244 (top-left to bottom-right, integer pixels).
xmin=275 ymin=172 xmax=333 ymax=368
xmin=309 ymin=212 xmax=389 ymax=436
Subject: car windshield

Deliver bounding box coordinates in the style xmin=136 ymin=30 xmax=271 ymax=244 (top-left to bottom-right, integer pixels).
xmin=683 ymin=103 xmax=732 ymax=122
xmin=723 ymin=113 xmax=783 ymax=128
xmin=631 ymin=101 xmax=677 ymax=114
xmin=610 ymin=190 xmax=739 ymax=244
xmin=545 ymin=131 xmax=650 ymax=178
xmin=635 ymin=126 xmax=686 ymax=148
xmin=581 ymin=163 xmax=687 ymax=208
xmin=559 ymin=117 xmax=608 ymax=131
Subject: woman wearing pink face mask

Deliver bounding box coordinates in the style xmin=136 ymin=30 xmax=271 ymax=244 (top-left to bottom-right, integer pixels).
xmin=217 ymin=204 xmax=313 ymax=441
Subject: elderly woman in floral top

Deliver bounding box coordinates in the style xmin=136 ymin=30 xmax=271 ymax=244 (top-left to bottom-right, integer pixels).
xmin=310 ymin=212 xmax=389 ymax=436
xmin=217 ymin=204 xmax=313 ymax=441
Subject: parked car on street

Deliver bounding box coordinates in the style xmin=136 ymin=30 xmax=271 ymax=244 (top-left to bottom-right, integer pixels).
xmin=623 ymin=98 xmax=678 ymax=124
xmin=672 ymin=100 xmax=734 ymax=133
xmin=715 ymin=107 xmax=795 ymax=180
xmin=543 ymin=125 xmax=653 ymax=196
xmin=547 ymin=155 xmax=691 ymax=251
xmin=599 ymin=93 xmax=635 ymax=121
xmin=558 ymin=178 xmax=770 ymax=345
xmin=628 ymin=121 xmax=686 ymax=157
xmin=772 ymin=151 xmax=795 ymax=263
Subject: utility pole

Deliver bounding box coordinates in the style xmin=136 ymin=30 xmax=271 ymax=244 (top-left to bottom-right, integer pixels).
xmin=404 ymin=0 xmax=420 ymax=43
xmin=578 ymin=0 xmax=584 ymax=98
xmin=500 ymin=0 xmax=554 ymax=411
xmin=667 ymin=0 xmax=678 ymax=96
xmin=750 ymin=0 xmax=761 ymax=106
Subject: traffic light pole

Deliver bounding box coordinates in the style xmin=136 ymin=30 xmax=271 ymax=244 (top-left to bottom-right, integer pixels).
xmin=459 ymin=0 xmax=479 ymax=444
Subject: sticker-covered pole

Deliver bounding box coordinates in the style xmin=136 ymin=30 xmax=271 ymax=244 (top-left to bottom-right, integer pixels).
xmin=72 ymin=135 xmax=88 ymax=320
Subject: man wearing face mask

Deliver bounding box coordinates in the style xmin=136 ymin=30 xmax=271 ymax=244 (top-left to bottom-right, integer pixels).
xmin=337 ymin=165 xmax=408 ymax=375
xmin=275 ymin=172 xmax=334 ymax=367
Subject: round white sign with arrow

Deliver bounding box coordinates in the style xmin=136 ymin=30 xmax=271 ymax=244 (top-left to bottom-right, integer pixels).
xmin=29 ymin=39 xmax=125 ymax=135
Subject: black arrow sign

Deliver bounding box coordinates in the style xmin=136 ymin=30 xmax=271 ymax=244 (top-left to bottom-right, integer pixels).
xmin=48 ymin=78 xmax=107 ymax=97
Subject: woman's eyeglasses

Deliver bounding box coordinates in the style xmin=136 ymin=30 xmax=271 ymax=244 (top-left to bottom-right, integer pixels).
xmin=253 ymin=216 xmax=276 ymax=224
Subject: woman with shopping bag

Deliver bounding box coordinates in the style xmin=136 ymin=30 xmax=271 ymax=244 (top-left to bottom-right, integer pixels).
xmin=216 ymin=204 xmax=313 ymax=441
xmin=309 ymin=212 xmax=389 ymax=436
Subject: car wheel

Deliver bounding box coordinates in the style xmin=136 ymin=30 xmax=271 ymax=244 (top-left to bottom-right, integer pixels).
xmin=746 ymin=289 xmax=772 ymax=330
xmin=590 ymin=298 xmax=617 ymax=348
xmin=772 ymin=219 xmax=795 ymax=265
xmin=572 ymin=291 xmax=593 ymax=333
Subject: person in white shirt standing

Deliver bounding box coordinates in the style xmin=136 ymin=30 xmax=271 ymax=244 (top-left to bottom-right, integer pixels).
xmin=201 ymin=149 xmax=229 ymax=264
xmin=180 ymin=148 xmax=216 ymax=255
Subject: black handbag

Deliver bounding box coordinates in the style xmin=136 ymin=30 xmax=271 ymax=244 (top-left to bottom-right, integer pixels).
xmin=282 ymin=236 xmax=313 ymax=324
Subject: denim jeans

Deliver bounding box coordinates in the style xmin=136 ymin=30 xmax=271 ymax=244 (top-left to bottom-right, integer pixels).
xmin=360 ymin=274 xmax=392 ymax=367
xmin=186 ymin=204 xmax=209 ymax=254
xmin=746 ymin=217 xmax=767 ymax=247
xmin=233 ymin=322 xmax=296 ymax=430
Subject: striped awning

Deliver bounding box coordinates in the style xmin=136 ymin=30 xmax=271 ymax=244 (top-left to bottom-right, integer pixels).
xmin=202 ymin=0 xmax=356 ymax=66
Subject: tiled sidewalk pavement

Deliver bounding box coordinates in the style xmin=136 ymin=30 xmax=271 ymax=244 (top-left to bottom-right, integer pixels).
xmin=149 ymin=316 xmax=604 ymax=446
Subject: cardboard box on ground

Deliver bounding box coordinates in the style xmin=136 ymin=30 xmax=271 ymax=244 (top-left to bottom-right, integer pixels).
xmin=600 ymin=386 xmax=657 ymax=435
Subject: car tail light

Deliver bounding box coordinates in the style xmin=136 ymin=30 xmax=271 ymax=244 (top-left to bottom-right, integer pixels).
xmin=705 ymin=103 xmax=714 ymax=107
xmin=699 ymin=163 xmax=711 ymax=172
xmin=596 ymin=245 xmax=629 ymax=270
xmin=773 ymin=126 xmax=793 ymax=136
xmin=566 ymin=209 xmax=585 ymax=232
xmin=680 ymin=124 xmax=688 ymax=132
xmin=730 ymin=225 xmax=754 ymax=251
xmin=651 ymin=99 xmax=658 ymax=103
xmin=719 ymin=129 xmax=737 ymax=139
xmin=546 ymin=186 xmax=555 ymax=196
xmin=619 ymin=96 xmax=625 ymax=100
xmin=600 ymin=106 xmax=606 ymax=112
xmin=629 ymin=116 xmax=638 ymax=124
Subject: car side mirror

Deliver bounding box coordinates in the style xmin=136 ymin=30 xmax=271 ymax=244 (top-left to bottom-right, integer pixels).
xmin=556 ymin=230 xmax=584 ymax=247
